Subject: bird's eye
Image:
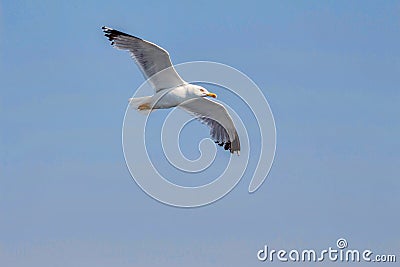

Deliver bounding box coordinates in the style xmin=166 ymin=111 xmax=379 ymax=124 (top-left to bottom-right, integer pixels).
xmin=200 ymin=89 xmax=205 ymax=92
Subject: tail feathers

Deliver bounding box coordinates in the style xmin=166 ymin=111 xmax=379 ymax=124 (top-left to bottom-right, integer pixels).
xmin=128 ymin=96 xmax=153 ymax=114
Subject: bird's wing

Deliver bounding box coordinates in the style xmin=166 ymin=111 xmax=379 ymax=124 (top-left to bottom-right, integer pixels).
xmin=179 ymin=98 xmax=240 ymax=154
xmin=102 ymin=26 xmax=186 ymax=92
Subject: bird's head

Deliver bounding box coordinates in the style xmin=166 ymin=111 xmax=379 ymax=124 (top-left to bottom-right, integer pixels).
xmin=194 ymin=86 xmax=217 ymax=98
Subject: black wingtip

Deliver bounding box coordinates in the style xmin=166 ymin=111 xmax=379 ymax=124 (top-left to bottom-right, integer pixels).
xmin=224 ymin=142 xmax=231 ymax=151
xmin=101 ymin=26 xmax=112 ymax=33
xmin=214 ymin=140 xmax=239 ymax=153
xmin=101 ymin=26 xmax=142 ymax=41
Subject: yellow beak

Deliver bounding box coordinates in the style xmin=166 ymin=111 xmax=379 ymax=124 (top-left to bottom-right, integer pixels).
xmin=206 ymin=92 xmax=217 ymax=98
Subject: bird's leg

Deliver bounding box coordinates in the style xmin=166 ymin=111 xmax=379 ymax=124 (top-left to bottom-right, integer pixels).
xmin=138 ymin=103 xmax=151 ymax=110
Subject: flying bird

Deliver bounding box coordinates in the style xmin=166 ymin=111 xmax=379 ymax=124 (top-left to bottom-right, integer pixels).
xmin=102 ymin=26 xmax=240 ymax=154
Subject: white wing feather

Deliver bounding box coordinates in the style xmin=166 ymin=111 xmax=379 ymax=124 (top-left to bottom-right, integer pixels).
xmin=102 ymin=26 xmax=186 ymax=92
xmin=179 ymin=98 xmax=240 ymax=153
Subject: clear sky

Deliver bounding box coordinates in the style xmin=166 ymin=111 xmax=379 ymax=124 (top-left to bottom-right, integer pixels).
xmin=1 ymin=0 xmax=399 ymax=266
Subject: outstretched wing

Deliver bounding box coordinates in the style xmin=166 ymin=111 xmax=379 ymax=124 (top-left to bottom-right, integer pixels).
xmin=179 ymin=98 xmax=240 ymax=154
xmin=102 ymin=26 xmax=186 ymax=92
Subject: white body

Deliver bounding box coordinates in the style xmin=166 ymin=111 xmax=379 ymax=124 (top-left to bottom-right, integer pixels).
xmin=131 ymin=84 xmax=204 ymax=110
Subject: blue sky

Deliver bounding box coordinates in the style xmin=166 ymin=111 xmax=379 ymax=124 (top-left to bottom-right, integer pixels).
xmin=1 ymin=1 xmax=399 ymax=266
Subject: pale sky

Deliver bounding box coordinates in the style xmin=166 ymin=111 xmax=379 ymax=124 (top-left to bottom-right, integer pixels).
xmin=1 ymin=1 xmax=399 ymax=266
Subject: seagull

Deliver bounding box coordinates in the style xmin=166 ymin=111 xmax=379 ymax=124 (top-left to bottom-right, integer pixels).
xmin=102 ymin=26 xmax=240 ymax=154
